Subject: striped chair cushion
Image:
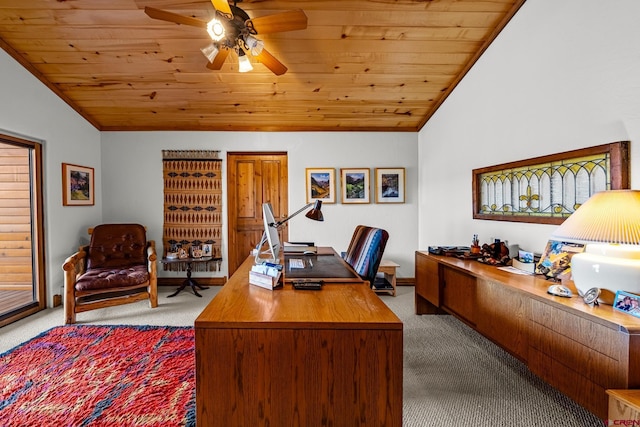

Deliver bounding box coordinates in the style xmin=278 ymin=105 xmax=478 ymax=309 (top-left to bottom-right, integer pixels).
xmin=343 ymin=225 xmax=389 ymax=285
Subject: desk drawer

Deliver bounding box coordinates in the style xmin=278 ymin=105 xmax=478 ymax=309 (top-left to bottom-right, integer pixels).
xmin=529 ymin=299 xmax=623 ymax=360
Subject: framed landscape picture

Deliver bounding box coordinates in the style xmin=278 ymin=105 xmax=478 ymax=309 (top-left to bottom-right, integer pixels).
xmin=375 ymin=168 xmax=405 ymax=203
xmin=62 ymin=163 xmax=94 ymax=206
xmin=306 ymin=168 xmax=335 ymax=204
xmin=341 ymin=168 xmax=370 ymax=204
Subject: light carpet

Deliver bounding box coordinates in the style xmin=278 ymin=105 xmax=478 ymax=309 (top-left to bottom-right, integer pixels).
xmin=1 ymin=286 xmax=603 ymax=426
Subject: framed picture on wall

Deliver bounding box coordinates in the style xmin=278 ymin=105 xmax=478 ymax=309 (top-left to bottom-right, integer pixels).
xmin=306 ymin=168 xmax=336 ymax=204
xmin=375 ymin=168 xmax=405 ymax=203
xmin=340 ymin=168 xmax=370 ymax=204
xmin=62 ymin=163 xmax=94 ymax=206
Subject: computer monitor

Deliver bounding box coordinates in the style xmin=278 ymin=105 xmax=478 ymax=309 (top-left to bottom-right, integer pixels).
xmin=255 ymin=202 xmax=280 ymax=263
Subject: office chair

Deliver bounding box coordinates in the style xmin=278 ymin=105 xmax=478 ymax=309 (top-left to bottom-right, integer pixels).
xmin=343 ymin=225 xmax=389 ymax=286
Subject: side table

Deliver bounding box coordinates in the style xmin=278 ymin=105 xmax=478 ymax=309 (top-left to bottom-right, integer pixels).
xmin=373 ymin=260 xmax=399 ymax=296
xmin=161 ymin=256 xmax=212 ymax=297
xmin=607 ymin=389 xmax=640 ymax=424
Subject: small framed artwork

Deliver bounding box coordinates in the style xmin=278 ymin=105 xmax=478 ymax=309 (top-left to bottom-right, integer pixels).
xmin=341 ymin=168 xmax=370 ymax=204
xmin=375 ymin=167 xmax=405 ymax=203
xmin=613 ymin=290 xmax=640 ymax=317
xmin=306 ymin=168 xmax=336 ymax=204
xmin=62 ymin=163 xmax=94 ymax=206
xmin=202 ymin=243 xmax=213 ymax=257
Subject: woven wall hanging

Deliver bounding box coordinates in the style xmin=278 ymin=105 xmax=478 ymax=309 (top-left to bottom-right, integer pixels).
xmin=162 ymin=150 xmax=223 ymax=272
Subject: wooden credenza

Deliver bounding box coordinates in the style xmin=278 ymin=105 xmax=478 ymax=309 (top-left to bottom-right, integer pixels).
xmin=415 ymin=251 xmax=640 ymax=419
xmin=195 ymin=253 xmax=403 ymax=426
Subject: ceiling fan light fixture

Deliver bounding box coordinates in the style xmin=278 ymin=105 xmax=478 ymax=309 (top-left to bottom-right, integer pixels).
xmin=200 ymin=43 xmax=220 ymax=63
xmin=244 ymin=35 xmax=264 ymax=56
xmin=238 ymin=50 xmax=253 ymax=73
xmin=206 ymin=18 xmax=225 ymax=41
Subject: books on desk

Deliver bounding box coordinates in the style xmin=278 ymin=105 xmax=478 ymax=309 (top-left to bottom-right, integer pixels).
xmin=283 ymin=242 xmax=317 ymax=254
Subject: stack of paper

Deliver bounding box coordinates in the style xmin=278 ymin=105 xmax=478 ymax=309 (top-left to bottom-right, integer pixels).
xmin=249 ymin=263 xmax=282 ymax=290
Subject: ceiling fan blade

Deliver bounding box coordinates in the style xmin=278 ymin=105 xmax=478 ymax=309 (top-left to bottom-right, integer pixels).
xmin=211 ymin=0 xmax=232 ymax=17
xmin=255 ymin=49 xmax=288 ymax=76
xmin=144 ymin=7 xmax=207 ymax=28
xmin=250 ymin=10 xmax=308 ymax=34
xmin=206 ymin=48 xmax=230 ymax=70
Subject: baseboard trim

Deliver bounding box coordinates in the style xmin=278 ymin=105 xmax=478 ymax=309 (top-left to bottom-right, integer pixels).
xmin=397 ymin=277 xmax=414 ymax=286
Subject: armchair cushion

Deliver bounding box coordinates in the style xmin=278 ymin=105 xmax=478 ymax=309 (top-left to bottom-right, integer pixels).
xmin=86 ymin=223 xmax=147 ymax=270
xmin=75 ymin=265 xmax=150 ymax=291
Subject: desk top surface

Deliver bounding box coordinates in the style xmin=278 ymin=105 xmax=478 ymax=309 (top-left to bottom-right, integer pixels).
xmin=283 ymin=250 xmax=361 ymax=282
xmin=195 ymin=250 xmax=402 ymax=329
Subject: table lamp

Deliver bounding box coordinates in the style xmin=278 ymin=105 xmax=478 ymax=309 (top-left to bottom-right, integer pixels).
xmin=550 ymin=190 xmax=640 ymax=304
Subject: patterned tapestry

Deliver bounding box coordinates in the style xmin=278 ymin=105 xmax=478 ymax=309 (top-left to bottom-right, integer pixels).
xmin=162 ymin=150 xmax=222 ymax=272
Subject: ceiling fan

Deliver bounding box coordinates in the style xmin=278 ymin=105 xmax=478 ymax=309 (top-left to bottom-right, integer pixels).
xmin=144 ymin=0 xmax=307 ymax=76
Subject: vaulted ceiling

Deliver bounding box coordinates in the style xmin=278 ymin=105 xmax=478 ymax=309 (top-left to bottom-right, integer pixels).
xmin=0 ymin=0 xmax=524 ymax=132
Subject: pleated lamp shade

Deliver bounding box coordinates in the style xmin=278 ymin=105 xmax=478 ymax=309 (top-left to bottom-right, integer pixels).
xmin=551 ymin=190 xmax=640 ymax=244
xmin=551 ymin=190 xmax=640 ymax=304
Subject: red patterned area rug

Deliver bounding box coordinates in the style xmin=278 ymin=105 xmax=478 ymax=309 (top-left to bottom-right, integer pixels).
xmin=0 ymin=325 xmax=195 ymax=427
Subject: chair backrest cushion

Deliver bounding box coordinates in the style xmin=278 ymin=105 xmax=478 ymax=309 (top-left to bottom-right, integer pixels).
xmin=86 ymin=223 xmax=147 ymax=270
xmin=343 ymin=225 xmax=389 ymax=284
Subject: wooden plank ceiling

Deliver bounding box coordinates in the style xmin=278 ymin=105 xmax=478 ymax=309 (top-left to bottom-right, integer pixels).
xmin=0 ymin=0 xmax=524 ymax=132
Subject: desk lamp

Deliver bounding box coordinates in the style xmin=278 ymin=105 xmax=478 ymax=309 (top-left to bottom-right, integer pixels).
xmin=550 ymin=190 xmax=640 ymax=304
xmin=271 ymin=200 xmax=324 ymax=228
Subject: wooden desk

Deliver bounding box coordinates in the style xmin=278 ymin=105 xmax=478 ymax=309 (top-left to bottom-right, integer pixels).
xmin=195 ymin=253 xmax=403 ymax=426
xmin=415 ymin=251 xmax=640 ymax=419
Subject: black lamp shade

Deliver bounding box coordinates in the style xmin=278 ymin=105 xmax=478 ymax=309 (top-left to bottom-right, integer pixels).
xmin=305 ymin=200 xmax=324 ymax=221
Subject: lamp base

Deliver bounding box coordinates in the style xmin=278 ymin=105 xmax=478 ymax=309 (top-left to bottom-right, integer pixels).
xmin=571 ymin=244 xmax=640 ymax=305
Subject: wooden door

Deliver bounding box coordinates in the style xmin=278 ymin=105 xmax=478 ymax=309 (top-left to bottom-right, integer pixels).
xmin=227 ymin=152 xmax=288 ymax=275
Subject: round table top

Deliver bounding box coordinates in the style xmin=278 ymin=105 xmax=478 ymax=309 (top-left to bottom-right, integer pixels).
xmin=161 ymin=256 xmax=213 ymax=264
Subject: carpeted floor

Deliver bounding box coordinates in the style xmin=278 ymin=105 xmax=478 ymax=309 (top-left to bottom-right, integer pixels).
xmin=0 ymin=286 xmax=604 ymax=426
xmin=384 ymin=287 xmax=603 ymax=427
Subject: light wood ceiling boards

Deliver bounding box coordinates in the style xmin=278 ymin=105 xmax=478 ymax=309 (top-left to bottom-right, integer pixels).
xmin=0 ymin=0 xmax=525 ymax=132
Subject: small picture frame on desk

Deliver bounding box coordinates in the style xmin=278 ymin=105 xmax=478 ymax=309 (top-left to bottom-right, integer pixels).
xmin=613 ymin=290 xmax=640 ymax=318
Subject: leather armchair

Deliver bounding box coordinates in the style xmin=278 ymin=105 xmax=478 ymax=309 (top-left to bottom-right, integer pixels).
xmin=342 ymin=225 xmax=389 ymax=286
xmin=62 ymin=223 xmax=158 ymax=324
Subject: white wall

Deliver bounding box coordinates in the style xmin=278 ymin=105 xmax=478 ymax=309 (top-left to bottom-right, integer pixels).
xmin=418 ymin=0 xmax=640 ymax=255
xmin=100 ymin=132 xmax=419 ymax=278
xmin=0 ymin=50 xmax=102 ymax=306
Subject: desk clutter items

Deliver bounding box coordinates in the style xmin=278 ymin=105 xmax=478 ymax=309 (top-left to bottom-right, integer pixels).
xmin=283 ymin=241 xmax=317 ymax=254
xmin=547 ymin=284 xmax=573 ymax=298
xmin=613 ymin=290 xmax=640 ymax=317
xmin=535 ymin=240 xmax=584 ymax=279
xmin=249 ymin=262 xmax=283 ymax=290
xmin=292 ymin=279 xmax=323 ymax=290
xmin=512 ymin=249 xmax=538 ymax=273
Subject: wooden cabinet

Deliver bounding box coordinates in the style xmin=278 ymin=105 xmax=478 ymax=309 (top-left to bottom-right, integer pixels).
xmin=441 ymin=267 xmax=476 ymax=325
xmin=415 ymin=252 xmax=441 ymax=313
xmin=414 ymin=251 xmax=640 ymax=419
